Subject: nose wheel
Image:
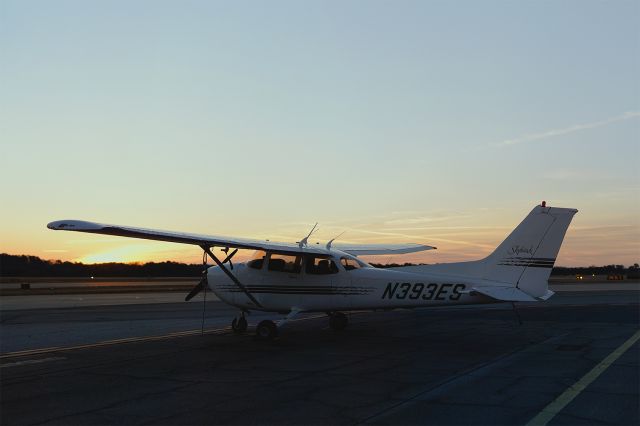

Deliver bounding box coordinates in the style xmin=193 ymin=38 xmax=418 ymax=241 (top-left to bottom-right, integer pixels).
xmin=329 ymin=312 xmax=348 ymax=331
xmin=231 ymin=315 xmax=248 ymax=334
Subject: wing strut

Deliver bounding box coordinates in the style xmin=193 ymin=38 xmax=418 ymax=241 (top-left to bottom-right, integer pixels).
xmin=201 ymin=246 xmax=263 ymax=309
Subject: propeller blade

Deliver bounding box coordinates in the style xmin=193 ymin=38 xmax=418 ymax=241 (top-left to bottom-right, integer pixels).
xmin=185 ymin=276 xmax=207 ymax=302
xmin=223 ymin=248 xmax=238 ymax=270
xmin=222 ymin=248 xmax=238 ymax=262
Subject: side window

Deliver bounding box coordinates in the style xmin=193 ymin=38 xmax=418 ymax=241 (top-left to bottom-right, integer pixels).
xmin=247 ymin=250 xmax=266 ymax=270
xmin=341 ymin=257 xmax=361 ymax=271
xmin=268 ymin=253 xmax=302 ymax=273
xmin=305 ymin=255 xmax=339 ymax=275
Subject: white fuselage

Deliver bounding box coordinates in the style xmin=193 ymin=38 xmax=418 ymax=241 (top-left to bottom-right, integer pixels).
xmin=48 ymin=204 xmax=576 ymax=320
xmin=207 ymin=257 xmax=492 ymax=313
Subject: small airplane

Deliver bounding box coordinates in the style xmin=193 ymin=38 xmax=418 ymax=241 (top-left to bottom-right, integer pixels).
xmin=48 ymin=202 xmax=577 ymax=340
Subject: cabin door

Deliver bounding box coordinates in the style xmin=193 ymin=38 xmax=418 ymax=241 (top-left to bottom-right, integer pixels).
xmin=302 ymin=255 xmax=341 ymax=311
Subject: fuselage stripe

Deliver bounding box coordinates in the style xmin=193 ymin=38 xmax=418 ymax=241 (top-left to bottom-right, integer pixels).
xmin=216 ymin=287 xmax=373 ymax=295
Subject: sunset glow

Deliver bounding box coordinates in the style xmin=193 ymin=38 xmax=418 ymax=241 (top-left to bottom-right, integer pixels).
xmin=75 ymin=245 xmax=163 ymax=264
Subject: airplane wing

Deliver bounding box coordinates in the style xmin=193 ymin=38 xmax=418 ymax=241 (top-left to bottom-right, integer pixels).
xmin=47 ymin=220 xmax=435 ymax=256
xmin=47 ymin=220 xmax=314 ymax=253
xmin=333 ymin=243 xmax=436 ymax=256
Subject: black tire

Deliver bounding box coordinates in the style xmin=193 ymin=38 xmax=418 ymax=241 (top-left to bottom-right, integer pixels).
xmin=232 ymin=317 xmax=248 ymax=334
xmin=256 ymin=320 xmax=278 ymax=340
xmin=329 ymin=312 xmax=348 ymax=331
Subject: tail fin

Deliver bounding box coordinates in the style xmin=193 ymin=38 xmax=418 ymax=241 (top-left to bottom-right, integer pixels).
xmin=480 ymin=203 xmax=578 ymax=298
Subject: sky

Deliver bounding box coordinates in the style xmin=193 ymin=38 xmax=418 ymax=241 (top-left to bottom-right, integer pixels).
xmin=1 ymin=0 xmax=638 ymax=267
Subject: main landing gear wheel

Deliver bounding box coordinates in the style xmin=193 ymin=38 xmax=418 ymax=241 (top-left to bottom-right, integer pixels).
xmin=256 ymin=320 xmax=278 ymax=340
xmin=329 ymin=312 xmax=348 ymax=331
xmin=231 ymin=316 xmax=248 ymax=334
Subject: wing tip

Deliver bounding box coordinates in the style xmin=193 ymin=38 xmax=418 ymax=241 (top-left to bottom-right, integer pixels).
xmin=47 ymin=220 xmax=67 ymax=230
xmin=47 ymin=220 xmax=104 ymax=231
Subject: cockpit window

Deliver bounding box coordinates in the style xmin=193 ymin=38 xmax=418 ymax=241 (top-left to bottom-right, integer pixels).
xmin=305 ymin=255 xmax=339 ymax=275
xmin=247 ymin=250 xmax=266 ymax=270
xmin=268 ymin=253 xmax=302 ymax=273
xmin=341 ymin=255 xmax=372 ymax=270
xmin=341 ymin=257 xmax=361 ymax=271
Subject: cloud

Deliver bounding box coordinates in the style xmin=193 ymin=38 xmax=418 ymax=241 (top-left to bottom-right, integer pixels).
xmin=384 ymin=225 xmax=511 ymax=232
xmin=542 ymin=170 xmax=590 ymax=181
xmin=384 ymin=216 xmax=444 ymax=226
xmin=383 ymin=212 xmax=471 ymax=226
xmin=495 ymin=111 xmax=640 ymax=147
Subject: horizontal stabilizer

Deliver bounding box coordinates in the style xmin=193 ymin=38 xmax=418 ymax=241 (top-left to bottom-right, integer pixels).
xmin=472 ymin=286 xmax=555 ymax=302
xmin=334 ymin=243 xmax=435 ymax=256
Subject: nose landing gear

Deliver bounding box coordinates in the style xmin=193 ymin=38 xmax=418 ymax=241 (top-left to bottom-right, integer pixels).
xmin=231 ymin=314 xmax=248 ymax=334
xmin=254 ymin=308 xmax=301 ymax=340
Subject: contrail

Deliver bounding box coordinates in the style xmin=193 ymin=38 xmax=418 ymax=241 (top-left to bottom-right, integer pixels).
xmin=495 ymin=111 xmax=640 ymax=147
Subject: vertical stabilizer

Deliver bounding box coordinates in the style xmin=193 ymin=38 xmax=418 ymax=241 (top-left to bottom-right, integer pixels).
xmin=481 ymin=204 xmax=578 ymax=298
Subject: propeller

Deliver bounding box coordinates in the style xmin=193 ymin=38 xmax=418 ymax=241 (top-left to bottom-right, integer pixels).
xmin=184 ymin=247 xmax=239 ymax=302
xmin=221 ymin=248 xmax=238 ymax=270
xmin=185 ymin=272 xmax=207 ymax=301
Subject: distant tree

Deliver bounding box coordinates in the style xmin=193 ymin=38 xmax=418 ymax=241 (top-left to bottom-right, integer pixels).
xmin=629 ymin=263 xmax=640 ymax=279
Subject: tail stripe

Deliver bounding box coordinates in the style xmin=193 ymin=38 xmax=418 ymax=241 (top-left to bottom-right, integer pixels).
xmin=505 ymin=257 xmax=556 ymax=261
xmin=498 ymin=257 xmax=556 ymax=268
xmin=498 ymin=263 xmax=554 ymax=268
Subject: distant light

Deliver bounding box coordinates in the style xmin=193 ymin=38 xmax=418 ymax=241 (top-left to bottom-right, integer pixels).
xmin=91 ymin=276 xmax=94 ymax=279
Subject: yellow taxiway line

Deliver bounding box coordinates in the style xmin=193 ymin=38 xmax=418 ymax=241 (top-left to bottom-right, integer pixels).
xmin=526 ymin=328 xmax=640 ymax=426
xmin=0 ymin=327 xmax=230 ymax=360
xmin=0 ymin=314 xmax=328 ymax=360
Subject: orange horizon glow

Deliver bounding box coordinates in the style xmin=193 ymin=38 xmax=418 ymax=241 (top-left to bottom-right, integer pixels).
xmin=75 ymin=245 xmax=165 ymax=264
xmin=4 ymin=222 xmax=638 ymax=268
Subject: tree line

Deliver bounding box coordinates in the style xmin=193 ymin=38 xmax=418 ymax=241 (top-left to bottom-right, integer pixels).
xmin=1 ymin=253 xmax=638 ymax=277
xmin=0 ymin=254 xmax=203 ymax=277
xmin=372 ymin=262 xmax=639 ymax=277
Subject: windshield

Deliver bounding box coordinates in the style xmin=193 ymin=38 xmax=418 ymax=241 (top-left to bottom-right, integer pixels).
xmin=340 ymin=255 xmax=372 ymax=270
xmin=247 ymin=250 xmax=267 ymax=270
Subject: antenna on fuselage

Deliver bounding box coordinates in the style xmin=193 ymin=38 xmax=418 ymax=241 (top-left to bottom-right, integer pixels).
xmin=298 ymin=223 xmax=318 ymax=249
xmin=326 ymin=231 xmax=346 ymax=251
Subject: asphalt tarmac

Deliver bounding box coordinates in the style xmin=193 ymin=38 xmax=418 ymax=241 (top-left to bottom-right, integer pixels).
xmin=1 ymin=291 xmax=638 ymax=425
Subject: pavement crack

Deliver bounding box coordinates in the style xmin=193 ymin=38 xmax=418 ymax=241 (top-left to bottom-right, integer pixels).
xmin=352 ymin=333 xmax=566 ymax=425
xmin=87 ymin=370 xmax=202 ymax=385
xmin=31 ymin=382 xmax=197 ymax=426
